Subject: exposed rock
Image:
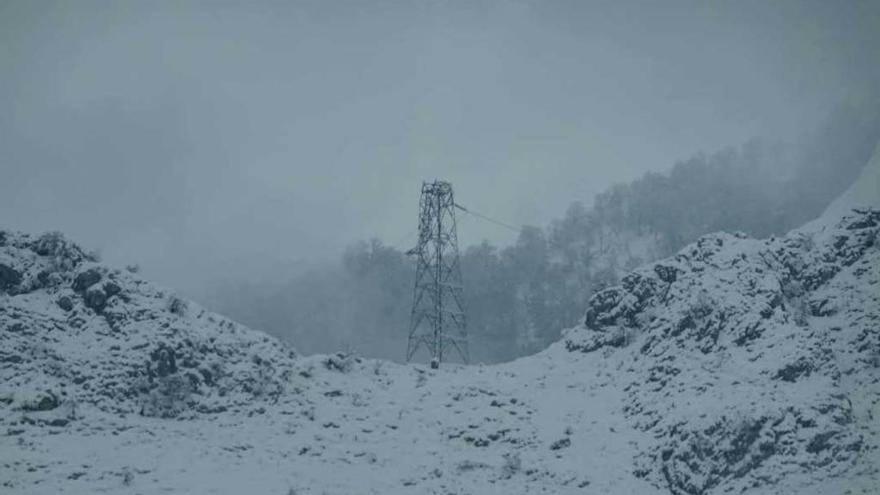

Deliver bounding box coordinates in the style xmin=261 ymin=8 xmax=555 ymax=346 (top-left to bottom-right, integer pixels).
xmin=168 ymin=296 xmax=188 ymax=316
xmin=72 ymin=268 xmax=102 ymax=292
xmin=103 ymin=281 xmax=121 ymax=298
xmin=83 ymin=287 xmax=107 ymax=312
xmin=0 ymin=263 xmax=22 ymax=292
xmin=21 ymin=391 xmax=59 ymax=412
xmin=150 ymin=344 xmax=178 ymax=378
xmin=549 ymin=437 xmax=571 ymax=450
xmin=773 ymin=358 xmax=814 ymax=382
xmin=57 ymin=295 xmax=74 ymax=311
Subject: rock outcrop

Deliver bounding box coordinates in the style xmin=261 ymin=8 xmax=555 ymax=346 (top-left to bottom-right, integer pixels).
xmin=0 ymin=231 xmax=297 ymax=419
xmin=565 ymin=208 xmax=879 ymax=494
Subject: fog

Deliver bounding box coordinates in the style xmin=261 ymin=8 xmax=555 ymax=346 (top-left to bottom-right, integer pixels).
xmin=2 ymin=1 xmax=878 ymax=308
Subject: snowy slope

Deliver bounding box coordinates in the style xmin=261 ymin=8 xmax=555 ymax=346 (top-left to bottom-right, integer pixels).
xmin=564 ymin=207 xmax=879 ymax=494
xmin=2 ymin=164 xmax=879 ymax=493
xmin=0 ymin=230 xmax=658 ymax=494
xmin=0 ymin=231 xmax=297 ymax=421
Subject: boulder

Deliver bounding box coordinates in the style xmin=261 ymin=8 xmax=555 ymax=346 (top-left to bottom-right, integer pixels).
xmin=21 ymin=390 xmax=59 ymax=412
xmin=72 ymin=268 xmax=102 ymax=292
xmin=0 ymin=263 xmax=21 ymax=292
xmin=84 ymin=287 xmax=107 ymax=312
xmin=73 ymin=268 xmax=101 ymax=292
xmin=103 ymin=281 xmax=121 ymax=298
xmin=57 ymin=295 xmax=74 ymax=312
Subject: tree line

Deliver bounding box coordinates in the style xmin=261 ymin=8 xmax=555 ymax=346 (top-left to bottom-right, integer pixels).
xmin=208 ymin=102 xmax=880 ymax=363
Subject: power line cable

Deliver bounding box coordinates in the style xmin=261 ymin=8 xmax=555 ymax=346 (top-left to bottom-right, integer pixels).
xmin=454 ymin=203 xmax=522 ymax=233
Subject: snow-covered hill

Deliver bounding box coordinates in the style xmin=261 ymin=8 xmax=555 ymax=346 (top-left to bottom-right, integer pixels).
xmin=564 ymin=206 xmax=879 ymax=494
xmin=0 ymin=231 xmax=297 ymax=420
xmin=0 ymin=228 xmax=651 ymax=494
xmin=2 ymin=158 xmax=878 ymax=494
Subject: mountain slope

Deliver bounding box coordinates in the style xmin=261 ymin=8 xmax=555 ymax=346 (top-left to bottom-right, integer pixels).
xmin=0 ymin=231 xmax=297 ymax=420
xmin=564 ymin=206 xmax=879 ymax=493
xmin=2 ymin=167 xmax=878 ymax=493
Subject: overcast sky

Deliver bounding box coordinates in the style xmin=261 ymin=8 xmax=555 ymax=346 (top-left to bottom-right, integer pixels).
xmin=2 ymin=0 xmax=878 ymax=298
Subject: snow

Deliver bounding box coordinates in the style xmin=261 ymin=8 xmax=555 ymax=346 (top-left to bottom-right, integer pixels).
xmin=0 ymin=230 xmax=661 ymax=494
xmin=2 ymin=344 xmax=658 ymax=493
xmin=2 ymin=153 xmax=879 ymax=493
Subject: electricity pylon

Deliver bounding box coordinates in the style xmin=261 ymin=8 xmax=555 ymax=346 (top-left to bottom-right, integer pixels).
xmin=406 ymin=180 xmax=468 ymax=367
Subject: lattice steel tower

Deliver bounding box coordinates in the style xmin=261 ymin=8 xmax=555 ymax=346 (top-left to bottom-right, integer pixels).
xmin=406 ymin=180 xmax=468 ymax=367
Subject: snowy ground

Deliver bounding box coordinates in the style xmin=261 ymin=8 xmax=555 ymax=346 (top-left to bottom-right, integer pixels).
xmin=5 ymin=328 xmax=877 ymax=494
xmin=3 ymin=345 xmax=664 ymax=494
